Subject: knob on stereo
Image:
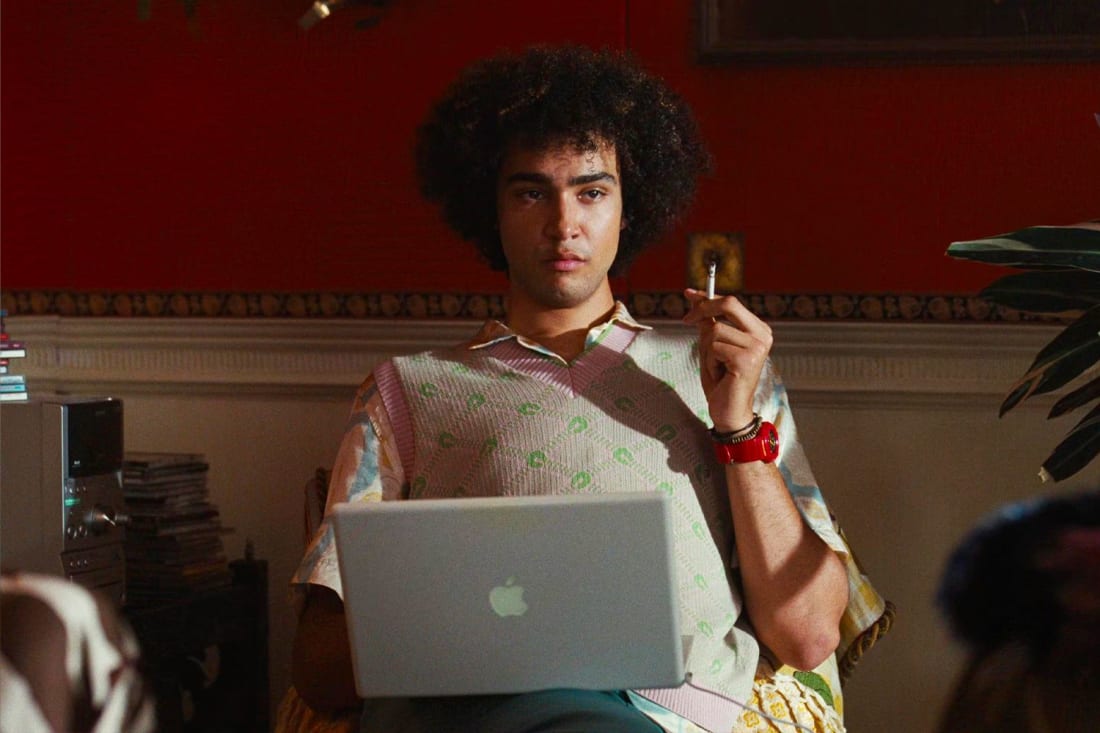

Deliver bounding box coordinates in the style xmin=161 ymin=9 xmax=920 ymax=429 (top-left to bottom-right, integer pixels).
xmin=83 ymin=505 xmax=132 ymax=535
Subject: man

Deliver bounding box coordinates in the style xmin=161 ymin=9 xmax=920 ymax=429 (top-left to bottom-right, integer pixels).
xmin=290 ymin=45 xmax=887 ymax=732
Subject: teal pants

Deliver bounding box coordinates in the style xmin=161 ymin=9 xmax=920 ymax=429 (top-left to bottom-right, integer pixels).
xmin=360 ymin=689 xmax=665 ymax=732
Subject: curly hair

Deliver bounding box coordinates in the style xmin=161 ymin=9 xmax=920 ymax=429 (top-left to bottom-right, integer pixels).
xmin=937 ymin=490 xmax=1100 ymax=658
xmin=415 ymin=45 xmax=710 ymax=275
xmin=935 ymin=490 xmax=1100 ymax=733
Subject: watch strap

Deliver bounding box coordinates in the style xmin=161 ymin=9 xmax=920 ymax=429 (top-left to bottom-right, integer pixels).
xmin=713 ymin=421 xmax=779 ymax=464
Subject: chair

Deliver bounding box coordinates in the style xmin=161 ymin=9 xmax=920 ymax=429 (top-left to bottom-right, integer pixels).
xmin=274 ymin=468 xmax=360 ymax=733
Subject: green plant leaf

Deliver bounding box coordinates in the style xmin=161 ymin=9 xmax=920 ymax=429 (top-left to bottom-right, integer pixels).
xmin=947 ymin=226 xmax=1100 ymax=273
xmin=1050 ymin=374 xmax=1100 ymax=419
xmin=1000 ymin=306 xmax=1100 ymax=416
xmin=1000 ymin=380 xmax=1033 ymax=417
xmin=979 ymin=270 xmax=1100 ymax=315
xmin=1040 ymin=403 xmax=1100 ymax=483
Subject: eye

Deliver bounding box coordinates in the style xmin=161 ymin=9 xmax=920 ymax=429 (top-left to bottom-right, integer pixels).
xmin=581 ymin=189 xmax=606 ymax=201
xmin=519 ymin=189 xmax=544 ymax=201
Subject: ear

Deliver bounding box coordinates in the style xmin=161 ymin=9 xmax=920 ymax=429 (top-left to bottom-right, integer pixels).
xmin=620 ymin=216 xmax=628 ymax=231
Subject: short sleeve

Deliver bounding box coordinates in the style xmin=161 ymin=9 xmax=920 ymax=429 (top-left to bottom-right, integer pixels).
xmin=757 ymin=361 xmax=890 ymax=668
xmin=290 ymin=374 xmax=407 ymax=604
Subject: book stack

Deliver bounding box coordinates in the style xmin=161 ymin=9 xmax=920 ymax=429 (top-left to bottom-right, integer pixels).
xmin=0 ymin=309 xmax=28 ymax=402
xmin=122 ymin=452 xmax=234 ymax=607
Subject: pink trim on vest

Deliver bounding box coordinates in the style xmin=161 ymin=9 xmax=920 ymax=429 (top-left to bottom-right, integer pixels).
xmin=636 ymin=683 xmax=743 ymax=733
xmin=373 ymin=359 xmax=416 ymax=477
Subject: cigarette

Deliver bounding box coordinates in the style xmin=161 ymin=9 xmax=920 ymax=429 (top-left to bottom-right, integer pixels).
xmin=706 ymin=259 xmax=717 ymax=299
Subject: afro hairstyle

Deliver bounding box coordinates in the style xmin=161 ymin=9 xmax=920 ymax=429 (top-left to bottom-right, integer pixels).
xmin=937 ymin=490 xmax=1100 ymax=659
xmin=415 ymin=45 xmax=710 ymax=276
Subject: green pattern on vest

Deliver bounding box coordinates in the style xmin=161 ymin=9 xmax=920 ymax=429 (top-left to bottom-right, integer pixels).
xmin=390 ymin=331 xmax=761 ymax=705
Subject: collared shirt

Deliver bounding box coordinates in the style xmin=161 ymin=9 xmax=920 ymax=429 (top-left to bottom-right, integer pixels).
xmin=468 ymin=300 xmax=651 ymax=361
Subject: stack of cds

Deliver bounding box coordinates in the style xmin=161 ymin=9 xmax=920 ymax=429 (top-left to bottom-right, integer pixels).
xmin=122 ymin=452 xmax=233 ymax=607
xmin=0 ymin=309 xmax=28 ymax=402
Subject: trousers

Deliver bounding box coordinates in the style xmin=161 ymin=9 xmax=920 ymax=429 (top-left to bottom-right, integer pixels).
xmin=360 ymin=689 xmax=665 ymax=733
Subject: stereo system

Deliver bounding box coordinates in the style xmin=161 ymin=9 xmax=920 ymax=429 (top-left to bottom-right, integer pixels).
xmin=1 ymin=396 xmax=128 ymax=605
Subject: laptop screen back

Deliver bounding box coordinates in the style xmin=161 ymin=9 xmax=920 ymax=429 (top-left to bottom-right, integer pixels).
xmin=332 ymin=492 xmax=684 ymax=698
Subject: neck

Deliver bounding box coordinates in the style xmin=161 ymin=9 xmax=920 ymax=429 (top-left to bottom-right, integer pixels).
xmin=506 ymin=287 xmax=616 ymax=363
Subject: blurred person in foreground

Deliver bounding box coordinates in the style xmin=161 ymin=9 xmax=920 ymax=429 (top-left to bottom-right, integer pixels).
xmin=937 ymin=490 xmax=1100 ymax=733
xmin=1 ymin=570 xmax=155 ymax=733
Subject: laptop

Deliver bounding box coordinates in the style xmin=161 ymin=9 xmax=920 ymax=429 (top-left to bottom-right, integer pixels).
xmin=331 ymin=492 xmax=685 ymax=698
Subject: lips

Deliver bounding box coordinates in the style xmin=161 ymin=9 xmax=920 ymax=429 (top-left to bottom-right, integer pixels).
xmin=546 ymin=252 xmax=586 ymax=272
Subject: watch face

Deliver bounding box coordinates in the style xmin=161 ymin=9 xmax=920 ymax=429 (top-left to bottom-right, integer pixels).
xmin=759 ymin=422 xmax=780 ymax=462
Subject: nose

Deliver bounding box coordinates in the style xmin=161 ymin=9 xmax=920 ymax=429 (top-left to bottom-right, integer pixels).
xmin=544 ymin=195 xmax=581 ymax=241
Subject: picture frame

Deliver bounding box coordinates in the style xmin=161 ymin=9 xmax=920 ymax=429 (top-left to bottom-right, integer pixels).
xmin=697 ymin=0 xmax=1100 ymax=64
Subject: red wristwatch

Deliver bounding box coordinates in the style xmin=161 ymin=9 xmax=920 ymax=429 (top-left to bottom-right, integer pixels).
xmin=713 ymin=421 xmax=780 ymax=464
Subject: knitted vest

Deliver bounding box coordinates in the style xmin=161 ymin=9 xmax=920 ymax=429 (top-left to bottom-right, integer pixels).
xmin=382 ymin=329 xmax=760 ymax=727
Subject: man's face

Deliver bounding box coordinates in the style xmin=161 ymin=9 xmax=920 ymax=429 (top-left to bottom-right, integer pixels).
xmin=496 ymin=142 xmax=623 ymax=311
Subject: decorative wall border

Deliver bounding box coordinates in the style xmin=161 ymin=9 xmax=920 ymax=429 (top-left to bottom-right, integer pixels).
xmin=5 ymin=313 xmax=1061 ymax=409
xmin=1 ymin=289 xmax=1063 ymax=324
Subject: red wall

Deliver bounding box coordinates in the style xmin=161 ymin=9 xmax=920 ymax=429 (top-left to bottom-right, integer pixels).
xmin=3 ymin=1 xmax=1097 ymax=295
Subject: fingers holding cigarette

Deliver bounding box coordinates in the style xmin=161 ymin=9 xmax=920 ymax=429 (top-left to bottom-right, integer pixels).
xmin=682 ymin=288 xmax=770 ymax=340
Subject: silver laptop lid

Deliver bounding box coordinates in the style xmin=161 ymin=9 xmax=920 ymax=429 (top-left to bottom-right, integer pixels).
xmin=332 ymin=492 xmax=684 ymax=698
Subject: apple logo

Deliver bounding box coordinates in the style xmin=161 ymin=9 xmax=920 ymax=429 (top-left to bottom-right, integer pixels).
xmin=488 ymin=576 xmax=528 ymax=617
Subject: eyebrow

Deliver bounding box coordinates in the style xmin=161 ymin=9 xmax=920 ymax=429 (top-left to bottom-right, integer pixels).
xmin=504 ymin=171 xmax=618 ymax=187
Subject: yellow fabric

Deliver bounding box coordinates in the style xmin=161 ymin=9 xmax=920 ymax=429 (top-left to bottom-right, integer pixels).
xmin=736 ymin=668 xmax=845 ymax=733
xmin=833 ymin=527 xmax=892 ymax=683
xmin=631 ymin=656 xmax=845 ymax=733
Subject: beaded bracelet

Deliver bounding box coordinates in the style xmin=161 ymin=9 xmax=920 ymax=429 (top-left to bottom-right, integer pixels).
xmin=709 ymin=414 xmax=763 ymax=444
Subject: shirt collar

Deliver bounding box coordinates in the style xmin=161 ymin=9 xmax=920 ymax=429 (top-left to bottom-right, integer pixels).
xmin=467 ymin=300 xmax=651 ymax=355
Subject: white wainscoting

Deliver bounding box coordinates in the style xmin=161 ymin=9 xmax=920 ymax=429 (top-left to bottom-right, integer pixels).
xmin=13 ymin=315 xmax=1056 ymax=400
xmin=7 ymin=316 xmax=1097 ymax=733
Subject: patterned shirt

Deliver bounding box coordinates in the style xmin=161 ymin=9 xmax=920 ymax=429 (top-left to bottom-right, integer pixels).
xmin=292 ymin=302 xmax=887 ymax=732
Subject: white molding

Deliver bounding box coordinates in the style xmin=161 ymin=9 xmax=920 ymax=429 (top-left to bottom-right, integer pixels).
xmin=6 ymin=315 xmax=1058 ymax=406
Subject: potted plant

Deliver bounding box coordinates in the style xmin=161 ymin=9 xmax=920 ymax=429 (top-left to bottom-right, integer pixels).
xmin=946 ymin=222 xmax=1100 ymax=482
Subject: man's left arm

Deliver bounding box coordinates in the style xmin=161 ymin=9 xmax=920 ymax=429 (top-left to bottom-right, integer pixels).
xmin=723 ymin=460 xmax=847 ymax=670
xmin=684 ymin=289 xmax=848 ymax=671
